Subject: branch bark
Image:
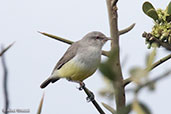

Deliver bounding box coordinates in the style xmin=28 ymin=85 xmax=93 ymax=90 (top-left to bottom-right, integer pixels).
xmin=106 ymin=0 xmax=125 ymax=110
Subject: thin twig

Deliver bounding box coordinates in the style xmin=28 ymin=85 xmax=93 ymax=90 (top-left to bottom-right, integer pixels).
xmin=123 ymin=54 xmax=171 ymax=86
xmin=1 ymin=46 xmax=9 ymax=114
xmin=106 ymin=0 xmax=125 ymax=111
xmin=135 ymin=71 xmax=171 ymax=94
xmin=0 ymin=42 xmax=15 ymax=56
xmin=37 ymin=93 xmax=45 ymax=114
xmin=119 ymin=23 xmax=136 ymax=35
xmin=38 ymin=31 xmax=73 ymax=45
xmin=82 ymin=85 xmax=105 ymax=114
xmin=38 ymin=31 xmax=110 ymax=57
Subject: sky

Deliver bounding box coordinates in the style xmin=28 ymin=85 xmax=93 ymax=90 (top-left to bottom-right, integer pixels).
xmin=0 ymin=0 xmax=171 ymax=114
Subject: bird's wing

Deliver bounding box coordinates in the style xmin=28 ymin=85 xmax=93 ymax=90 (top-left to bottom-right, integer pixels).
xmin=51 ymin=41 xmax=80 ymax=73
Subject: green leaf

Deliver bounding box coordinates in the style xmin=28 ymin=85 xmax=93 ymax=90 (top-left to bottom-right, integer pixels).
xmin=143 ymin=2 xmax=155 ymax=14
xmin=142 ymin=2 xmax=158 ymax=21
xmin=147 ymin=9 xmax=159 ymax=21
xmin=99 ymin=62 xmax=115 ymax=81
xmin=133 ymin=101 xmax=143 ymax=114
xmin=166 ymin=2 xmax=171 ymax=22
xmin=102 ymin=102 xmax=116 ymax=114
xmin=129 ymin=67 xmax=148 ymax=84
xmin=133 ymin=100 xmax=151 ymax=114
xmin=99 ymin=89 xmax=114 ymax=100
xmin=167 ymin=2 xmax=171 ymax=15
xmin=99 ymin=50 xmax=118 ymax=81
xmin=117 ymin=104 xmax=132 ymax=114
xmin=147 ymin=82 xmax=156 ymax=91
xmin=130 ymin=67 xmax=143 ymax=76
xmin=139 ymin=102 xmax=151 ymax=114
xmin=146 ymin=48 xmax=156 ymax=69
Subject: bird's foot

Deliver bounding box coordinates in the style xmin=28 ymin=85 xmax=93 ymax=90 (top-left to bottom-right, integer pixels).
xmin=78 ymin=82 xmax=85 ymax=90
xmin=67 ymin=79 xmax=85 ymax=90
xmin=75 ymin=81 xmax=95 ymax=102
xmin=86 ymin=91 xmax=95 ymax=102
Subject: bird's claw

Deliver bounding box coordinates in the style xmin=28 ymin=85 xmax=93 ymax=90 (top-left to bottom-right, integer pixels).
xmin=78 ymin=86 xmax=83 ymax=90
xmin=86 ymin=91 xmax=95 ymax=102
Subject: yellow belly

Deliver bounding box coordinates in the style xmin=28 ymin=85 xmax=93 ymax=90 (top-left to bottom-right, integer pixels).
xmin=57 ymin=59 xmax=97 ymax=81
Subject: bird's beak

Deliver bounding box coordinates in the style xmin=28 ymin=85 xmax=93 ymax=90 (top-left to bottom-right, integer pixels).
xmin=104 ymin=37 xmax=112 ymax=41
xmin=107 ymin=37 xmax=112 ymax=40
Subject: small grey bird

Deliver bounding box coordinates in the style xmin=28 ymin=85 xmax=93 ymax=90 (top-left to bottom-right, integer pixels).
xmin=40 ymin=31 xmax=111 ymax=88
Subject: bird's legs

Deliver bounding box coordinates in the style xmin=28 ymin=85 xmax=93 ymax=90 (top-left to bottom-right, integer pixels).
xmin=78 ymin=81 xmax=85 ymax=90
xmin=67 ymin=78 xmax=85 ymax=90
xmin=67 ymin=79 xmax=95 ymax=102
xmin=78 ymin=82 xmax=95 ymax=102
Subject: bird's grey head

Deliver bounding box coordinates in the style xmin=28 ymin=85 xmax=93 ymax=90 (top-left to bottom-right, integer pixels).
xmin=81 ymin=31 xmax=111 ymax=48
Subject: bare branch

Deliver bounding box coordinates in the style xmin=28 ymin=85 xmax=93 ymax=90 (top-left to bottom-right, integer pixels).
xmin=123 ymin=54 xmax=171 ymax=86
xmin=37 ymin=93 xmax=45 ymax=114
xmin=106 ymin=0 xmax=125 ymax=110
xmin=1 ymin=46 xmax=9 ymax=114
xmin=38 ymin=31 xmax=110 ymax=57
xmin=0 ymin=42 xmax=15 ymax=56
xmin=119 ymin=23 xmax=136 ymax=35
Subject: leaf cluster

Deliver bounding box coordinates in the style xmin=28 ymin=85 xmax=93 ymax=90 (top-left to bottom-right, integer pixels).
xmin=143 ymin=2 xmax=171 ymax=49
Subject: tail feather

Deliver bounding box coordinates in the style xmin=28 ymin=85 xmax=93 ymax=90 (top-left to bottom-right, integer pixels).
xmin=40 ymin=77 xmax=60 ymax=89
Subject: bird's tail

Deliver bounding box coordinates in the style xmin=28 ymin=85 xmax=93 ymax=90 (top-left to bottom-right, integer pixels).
xmin=40 ymin=77 xmax=60 ymax=89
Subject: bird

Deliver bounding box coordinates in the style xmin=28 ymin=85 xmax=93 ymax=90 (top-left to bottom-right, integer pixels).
xmin=40 ymin=31 xmax=111 ymax=89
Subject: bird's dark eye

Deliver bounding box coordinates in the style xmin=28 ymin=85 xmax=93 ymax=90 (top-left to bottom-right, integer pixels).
xmin=96 ymin=36 xmax=100 ymax=39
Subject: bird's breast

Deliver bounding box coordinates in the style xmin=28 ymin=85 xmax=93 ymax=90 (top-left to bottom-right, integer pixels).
xmin=57 ymin=47 xmax=102 ymax=81
xmin=75 ymin=47 xmax=101 ymax=70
